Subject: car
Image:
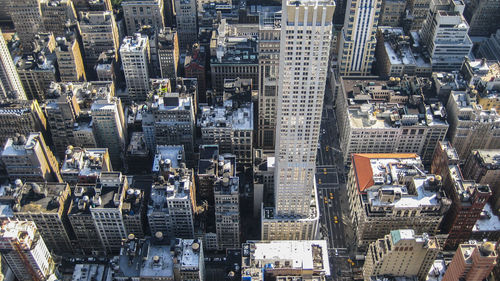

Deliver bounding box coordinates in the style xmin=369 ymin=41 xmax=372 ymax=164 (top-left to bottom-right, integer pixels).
xmin=88 ymin=257 xmax=96 ymax=262
xmin=334 ymin=216 xmax=338 ymax=220
xmin=330 ymin=195 xmax=334 ymax=199
xmin=334 ymin=220 xmax=338 ymax=224
xmin=323 ymin=168 xmax=327 ymax=174
xmin=318 ymin=179 xmax=322 ymax=184
xmin=213 ymin=258 xmax=222 ymax=262
xmin=335 ymin=249 xmax=339 ymax=256
xmin=325 ymin=145 xmax=329 ymax=151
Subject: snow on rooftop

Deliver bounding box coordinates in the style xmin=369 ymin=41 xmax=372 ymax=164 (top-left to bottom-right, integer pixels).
xmin=473 ymin=203 xmax=500 ymax=232
xmin=153 ymin=145 xmax=184 ymax=172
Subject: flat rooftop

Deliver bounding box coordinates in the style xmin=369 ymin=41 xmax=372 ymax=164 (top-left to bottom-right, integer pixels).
xmin=152 ymin=145 xmax=184 ymax=172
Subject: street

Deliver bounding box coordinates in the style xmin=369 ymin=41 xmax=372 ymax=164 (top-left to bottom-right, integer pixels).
xmin=316 ymin=85 xmax=354 ymax=280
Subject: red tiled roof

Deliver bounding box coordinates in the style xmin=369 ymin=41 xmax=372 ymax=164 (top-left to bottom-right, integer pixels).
xmin=352 ymin=153 xmax=418 ymax=193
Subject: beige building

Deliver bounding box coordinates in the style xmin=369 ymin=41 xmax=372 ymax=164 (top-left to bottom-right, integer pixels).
xmin=79 ymin=11 xmax=120 ymax=66
xmin=336 ymin=77 xmax=448 ymax=165
xmin=347 ymin=154 xmax=452 ymax=247
xmin=363 ymin=229 xmax=440 ymax=281
xmin=122 ymin=0 xmax=164 ymax=35
xmin=446 ymin=90 xmax=500 ymax=160
xmin=55 ymin=36 xmax=86 ymax=82
xmin=463 ymin=149 xmax=500 ymax=212
xmin=41 ymin=0 xmax=77 ymax=37
xmin=379 ymin=0 xmax=406 ymax=27
xmin=256 ymin=10 xmax=280 ymax=150
xmin=0 ymin=100 xmax=47 ymax=146
xmin=1 ymin=133 xmax=62 ymax=183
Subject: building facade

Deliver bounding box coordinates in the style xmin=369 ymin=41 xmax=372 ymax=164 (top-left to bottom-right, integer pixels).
xmin=55 ymin=36 xmax=86 ymax=82
xmin=120 ymin=34 xmax=151 ymax=102
xmin=214 ymin=172 xmax=240 ymax=250
xmin=338 ymin=0 xmax=381 ymax=76
xmin=0 ymin=29 xmax=26 ymax=101
xmin=442 ymin=241 xmax=497 ymax=281
xmin=174 ymin=0 xmax=197 ymax=49
xmin=9 ymin=0 xmax=44 ymax=51
xmin=122 ymin=0 xmax=164 ymax=35
xmin=79 ymin=11 xmax=120 ymax=66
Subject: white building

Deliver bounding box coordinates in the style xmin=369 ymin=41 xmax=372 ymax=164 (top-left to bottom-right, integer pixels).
xmin=338 ymin=0 xmax=381 ymax=76
xmin=120 ymin=34 xmax=150 ymax=102
xmin=0 ymin=220 xmax=55 ymax=281
xmin=420 ymin=0 xmax=472 ymax=72
xmin=174 ymin=0 xmax=197 ymax=49
xmin=122 ymin=0 xmax=164 ymax=35
xmin=261 ymin=0 xmax=334 ymax=241
xmin=91 ymin=98 xmax=127 ymax=171
xmin=0 ymin=29 xmax=26 ymax=101
xmin=241 ymin=240 xmax=330 ymax=280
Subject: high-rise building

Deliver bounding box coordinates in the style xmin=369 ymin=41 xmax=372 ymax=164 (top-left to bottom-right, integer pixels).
xmin=73 ymin=0 xmax=111 ymax=14
xmin=430 ymin=141 xmax=491 ymax=250
xmin=0 ymin=220 xmax=55 ymax=281
xmin=335 ymin=76 xmax=448 ymax=165
xmin=420 ymin=0 xmax=472 ymax=72
xmin=142 ymin=82 xmax=195 ymax=156
xmin=91 ymin=97 xmax=127 ymax=169
xmin=241 ymin=240 xmax=331 ymax=280
xmin=406 ymin=0 xmax=432 ymax=30
xmin=0 ymin=181 xmax=73 ymax=254
xmin=363 ymin=230 xmax=441 ymax=281
xmin=463 ymin=149 xmax=500 ymax=213
xmin=122 ymin=0 xmax=164 ymax=35
xmin=0 ymin=100 xmax=47 ymax=146
xmin=55 ymin=35 xmax=86 ymax=82
xmin=120 ymin=34 xmax=150 ymax=103
xmin=90 ymin=172 xmax=129 ymax=254
xmin=40 ymin=0 xmax=77 ymax=37
xmin=198 ymin=100 xmax=253 ymax=167
xmin=174 ymin=0 xmax=197 ymax=49
xmin=158 ymin=28 xmax=179 ymax=80
xmin=214 ymin=155 xmax=240 ymax=250
xmin=79 ymin=11 xmax=120 ymax=66
xmin=257 ymin=10 xmax=280 ymax=150
xmin=463 ymin=0 xmax=500 ymax=37
xmin=0 ymin=29 xmax=26 ymax=101
xmin=446 ymin=90 xmax=500 ymax=160
xmin=14 ymin=33 xmax=57 ymax=102
xmin=261 ymin=0 xmax=334 ymax=241
xmin=183 ymin=44 xmax=206 ymax=101
xmin=442 ymin=241 xmax=497 ymax=281
xmin=149 ymin=157 xmax=195 ymax=239
xmin=478 ymin=30 xmax=500 ymax=61
xmin=9 ymin=0 xmax=44 ymax=51
xmin=44 ymin=82 xmax=81 ymax=157
xmin=347 ymin=154 xmax=452 ymax=247
xmin=379 ymin=0 xmax=406 ymax=27
xmin=1 ymin=133 xmax=62 ymax=183
xmin=338 ymin=0 xmax=381 ymax=76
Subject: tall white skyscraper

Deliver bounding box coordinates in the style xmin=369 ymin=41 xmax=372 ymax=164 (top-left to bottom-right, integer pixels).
xmin=262 ymin=0 xmax=335 ymax=240
xmin=338 ymin=0 xmax=381 ymax=76
xmin=0 ymin=29 xmax=26 ymax=101
xmin=120 ymin=34 xmax=151 ymax=102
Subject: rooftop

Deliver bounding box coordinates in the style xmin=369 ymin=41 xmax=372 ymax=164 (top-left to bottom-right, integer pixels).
xmin=120 ymin=34 xmax=148 ymax=53
xmin=72 ymin=264 xmax=107 ymax=281
xmin=450 ymin=91 xmax=500 ymax=122
xmin=199 ymin=100 xmax=253 ymax=131
xmin=0 ymin=181 xmax=69 ymax=214
xmin=447 ymin=164 xmax=491 ymax=203
xmin=2 ymin=133 xmax=43 ymax=157
xmin=473 ymin=203 xmax=500 ymax=233
xmin=473 ymin=149 xmax=500 ymax=168
xmin=242 ymin=240 xmax=330 ymax=278
xmin=352 ymin=154 xmax=448 ymax=209
xmin=127 ymin=132 xmax=148 ymax=156
xmin=152 ymin=146 xmax=185 ymax=172
xmin=60 ymin=147 xmax=109 ymax=179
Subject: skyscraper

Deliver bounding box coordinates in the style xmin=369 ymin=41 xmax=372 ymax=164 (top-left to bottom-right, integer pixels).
xmin=174 ymin=0 xmax=197 ymax=49
xmin=9 ymin=0 xmax=44 ymax=51
xmin=0 ymin=29 xmax=26 ymax=101
xmin=262 ymin=0 xmax=335 ymax=240
xmin=120 ymin=34 xmax=151 ymax=103
xmin=122 ymin=0 xmax=164 ymax=35
xmin=338 ymin=0 xmax=381 ymax=76
xmin=0 ymin=220 xmax=55 ymax=281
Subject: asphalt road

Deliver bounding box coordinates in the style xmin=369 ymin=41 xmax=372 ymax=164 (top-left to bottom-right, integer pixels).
xmin=316 ymin=89 xmax=354 ymax=280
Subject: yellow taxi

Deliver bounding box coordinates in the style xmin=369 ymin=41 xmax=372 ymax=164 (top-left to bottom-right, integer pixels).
xmin=323 ymin=168 xmax=327 ymax=174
